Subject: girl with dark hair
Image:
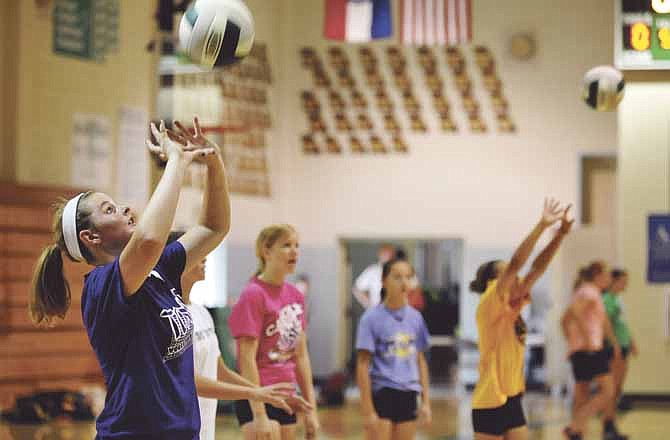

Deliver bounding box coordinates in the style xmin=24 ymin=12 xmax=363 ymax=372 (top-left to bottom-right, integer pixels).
xmin=229 ymin=225 xmax=319 ymax=440
xmin=562 ymin=262 xmax=624 ymax=440
xmin=356 ymin=258 xmax=432 ymax=440
xmin=30 ymin=118 xmax=230 ymax=439
xmin=470 ymin=199 xmax=572 ymax=440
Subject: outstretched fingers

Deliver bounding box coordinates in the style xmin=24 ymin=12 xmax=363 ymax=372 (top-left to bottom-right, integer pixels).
xmin=150 ymin=122 xmax=162 ymax=144
xmin=147 ymin=123 xmax=167 ymax=161
xmin=559 ymin=204 xmax=575 ymax=234
xmin=547 ymin=197 xmax=561 ymax=215
xmin=166 ymin=128 xmax=188 ymax=146
xmin=145 ymin=138 xmax=161 ymax=155
xmin=173 ymin=120 xmax=196 ymax=143
xmin=563 ymin=204 xmax=573 ymax=218
xmin=193 ymin=116 xmax=203 ymax=137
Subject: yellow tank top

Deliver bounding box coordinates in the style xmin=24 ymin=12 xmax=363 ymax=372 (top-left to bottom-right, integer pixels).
xmin=472 ymin=280 xmax=530 ymax=409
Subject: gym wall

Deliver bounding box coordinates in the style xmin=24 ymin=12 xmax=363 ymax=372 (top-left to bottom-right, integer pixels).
xmin=0 ymin=0 xmax=19 ymax=181
xmin=272 ymin=0 xmax=618 ymax=377
xmin=3 ymin=0 xmax=667 ymax=394
xmin=618 ymin=80 xmax=670 ymax=394
xmin=3 ymin=0 xmax=155 ymax=189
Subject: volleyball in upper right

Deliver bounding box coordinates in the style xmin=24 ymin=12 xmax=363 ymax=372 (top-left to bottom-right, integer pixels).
xmin=178 ymin=0 xmax=255 ymax=69
xmin=581 ymin=65 xmax=625 ymax=112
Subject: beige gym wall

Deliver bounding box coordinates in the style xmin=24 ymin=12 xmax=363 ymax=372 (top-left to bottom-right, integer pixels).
xmin=165 ymin=0 xmax=285 ymax=244
xmin=4 ymin=0 xmax=668 ymax=394
xmin=216 ymin=0 xmax=284 ymax=244
xmin=0 ymin=0 xmax=19 ymax=181
xmin=618 ymin=77 xmax=670 ymax=393
xmin=272 ymin=0 xmax=622 ymax=375
xmin=10 ymin=0 xmax=155 ymax=191
xmin=275 ymin=0 xmax=618 ymax=249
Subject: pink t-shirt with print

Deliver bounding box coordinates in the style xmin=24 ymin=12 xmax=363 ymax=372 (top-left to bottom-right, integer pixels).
xmin=566 ymin=283 xmax=606 ymax=354
xmin=229 ymin=278 xmax=307 ymax=386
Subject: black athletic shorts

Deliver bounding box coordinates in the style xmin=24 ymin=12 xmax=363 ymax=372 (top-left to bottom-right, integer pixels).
xmin=235 ymin=399 xmax=297 ymax=426
xmin=472 ymin=393 xmax=526 ymax=436
xmin=372 ymin=387 xmax=419 ymax=423
xmin=604 ymin=345 xmax=631 ymax=361
xmin=569 ymin=350 xmax=610 ymax=382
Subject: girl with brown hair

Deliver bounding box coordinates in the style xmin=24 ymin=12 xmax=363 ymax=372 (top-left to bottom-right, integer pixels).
xmin=30 ymin=118 xmax=229 ymax=439
xmin=469 ymin=199 xmax=573 ymax=440
xmin=562 ymin=261 xmax=624 ymax=440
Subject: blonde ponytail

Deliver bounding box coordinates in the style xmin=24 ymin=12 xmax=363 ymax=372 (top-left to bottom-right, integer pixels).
xmin=30 ymin=244 xmax=71 ymax=325
xmin=29 ymin=193 xmax=94 ymax=326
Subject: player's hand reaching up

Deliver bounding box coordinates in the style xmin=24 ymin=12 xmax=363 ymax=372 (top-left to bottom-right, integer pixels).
xmin=172 ymin=116 xmax=223 ymax=166
xmin=540 ymin=197 xmax=564 ymax=227
xmin=558 ymin=205 xmax=575 ymax=235
xmin=145 ymin=119 xmax=217 ymax=165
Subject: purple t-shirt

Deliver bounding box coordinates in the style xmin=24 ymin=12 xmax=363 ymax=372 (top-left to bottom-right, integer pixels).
xmin=356 ymin=304 xmax=430 ymax=393
xmin=229 ymin=278 xmax=306 ymax=387
xmin=81 ymin=241 xmax=199 ymax=439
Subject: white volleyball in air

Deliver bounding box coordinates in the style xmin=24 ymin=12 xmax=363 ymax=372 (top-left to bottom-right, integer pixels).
xmin=178 ymin=0 xmax=255 ymax=69
xmin=581 ymin=65 xmax=625 ymax=112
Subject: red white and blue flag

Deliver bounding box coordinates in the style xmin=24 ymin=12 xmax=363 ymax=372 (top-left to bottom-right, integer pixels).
xmin=400 ymin=0 xmax=472 ymax=45
xmin=324 ymin=0 xmax=393 ymax=42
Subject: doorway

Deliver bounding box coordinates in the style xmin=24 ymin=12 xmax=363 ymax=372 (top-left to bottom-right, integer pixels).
xmin=580 ymin=155 xmax=617 ymax=228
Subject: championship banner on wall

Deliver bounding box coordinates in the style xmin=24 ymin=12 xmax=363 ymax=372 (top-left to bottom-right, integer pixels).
xmin=648 ymin=214 xmax=670 ymax=283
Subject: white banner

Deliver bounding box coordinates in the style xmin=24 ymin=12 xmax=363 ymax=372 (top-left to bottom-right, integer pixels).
xmin=117 ymin=106 xmax=150 ymax=209
xmin=71 ymin=113 xmax=112 ymax=190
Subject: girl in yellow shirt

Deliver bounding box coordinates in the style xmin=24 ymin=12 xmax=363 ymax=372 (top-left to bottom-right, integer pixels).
xmin=470 ymin=199 xmax=573 ymax=440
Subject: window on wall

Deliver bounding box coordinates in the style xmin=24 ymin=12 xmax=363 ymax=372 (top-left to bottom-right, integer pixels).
xmin=581 ymin=156 xmax=617 ymax=227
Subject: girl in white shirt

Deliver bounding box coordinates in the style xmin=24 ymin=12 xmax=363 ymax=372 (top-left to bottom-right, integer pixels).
xmin=168 ymin=232 xmax=310 ymax=440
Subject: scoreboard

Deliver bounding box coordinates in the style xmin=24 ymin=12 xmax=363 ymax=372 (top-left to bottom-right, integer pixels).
xmin=616 ymin=0 xmax=670 ymax=69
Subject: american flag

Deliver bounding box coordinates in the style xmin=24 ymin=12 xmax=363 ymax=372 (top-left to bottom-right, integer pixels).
xmin=400 ymin=0 xmax=473 ymax=45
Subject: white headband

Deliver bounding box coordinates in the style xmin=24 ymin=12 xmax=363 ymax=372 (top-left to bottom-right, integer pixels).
xmin=62 ymin=193 xmax=85 ymax=262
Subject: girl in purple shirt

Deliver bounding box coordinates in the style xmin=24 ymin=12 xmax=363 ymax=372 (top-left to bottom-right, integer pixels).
xmin=29 ymin=118 xmax=229 ymax=439
xmin=356 ymin=258 xmax=432 ymax=440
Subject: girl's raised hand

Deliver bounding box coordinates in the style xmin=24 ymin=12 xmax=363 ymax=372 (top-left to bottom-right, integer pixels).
xmin=540 ymin=197 xmax=564 ymax=227
xmin=146 ymin=120 xmax=217 ymax=165
xmin=558 ymin=205 xmax=575 ymax=235
xmin=173 ymin=116 xmax=222 ymax=165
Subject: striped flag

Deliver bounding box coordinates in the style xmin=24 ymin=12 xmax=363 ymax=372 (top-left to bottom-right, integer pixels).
xmin=400 ymin=0 xmax=472 ymax=45
xmin=324 ymin=0 xmax=393 ymax=42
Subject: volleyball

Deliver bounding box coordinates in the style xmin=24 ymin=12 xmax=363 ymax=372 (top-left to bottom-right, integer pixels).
xmin=178 ymin=0 xmax=255 ymax=69
xmin=581 ymin=65 xmax=625 ymax=112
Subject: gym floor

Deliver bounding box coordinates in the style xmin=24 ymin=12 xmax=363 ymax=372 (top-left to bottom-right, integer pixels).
xmin=2 ymin=394 xmax=668 ymax=439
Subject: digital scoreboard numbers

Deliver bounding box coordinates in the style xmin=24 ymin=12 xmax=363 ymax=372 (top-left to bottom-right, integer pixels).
xmin=616 ymin=0 xmax=670 ymax=69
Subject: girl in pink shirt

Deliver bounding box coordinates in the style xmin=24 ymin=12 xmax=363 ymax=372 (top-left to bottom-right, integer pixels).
xmin=229 ymin=224 xmax=319 ymax=440
xmin=565 ymin=282 xmax=607 ymax=354
xmin=561 ymin=261 xmax=623 ymax=440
